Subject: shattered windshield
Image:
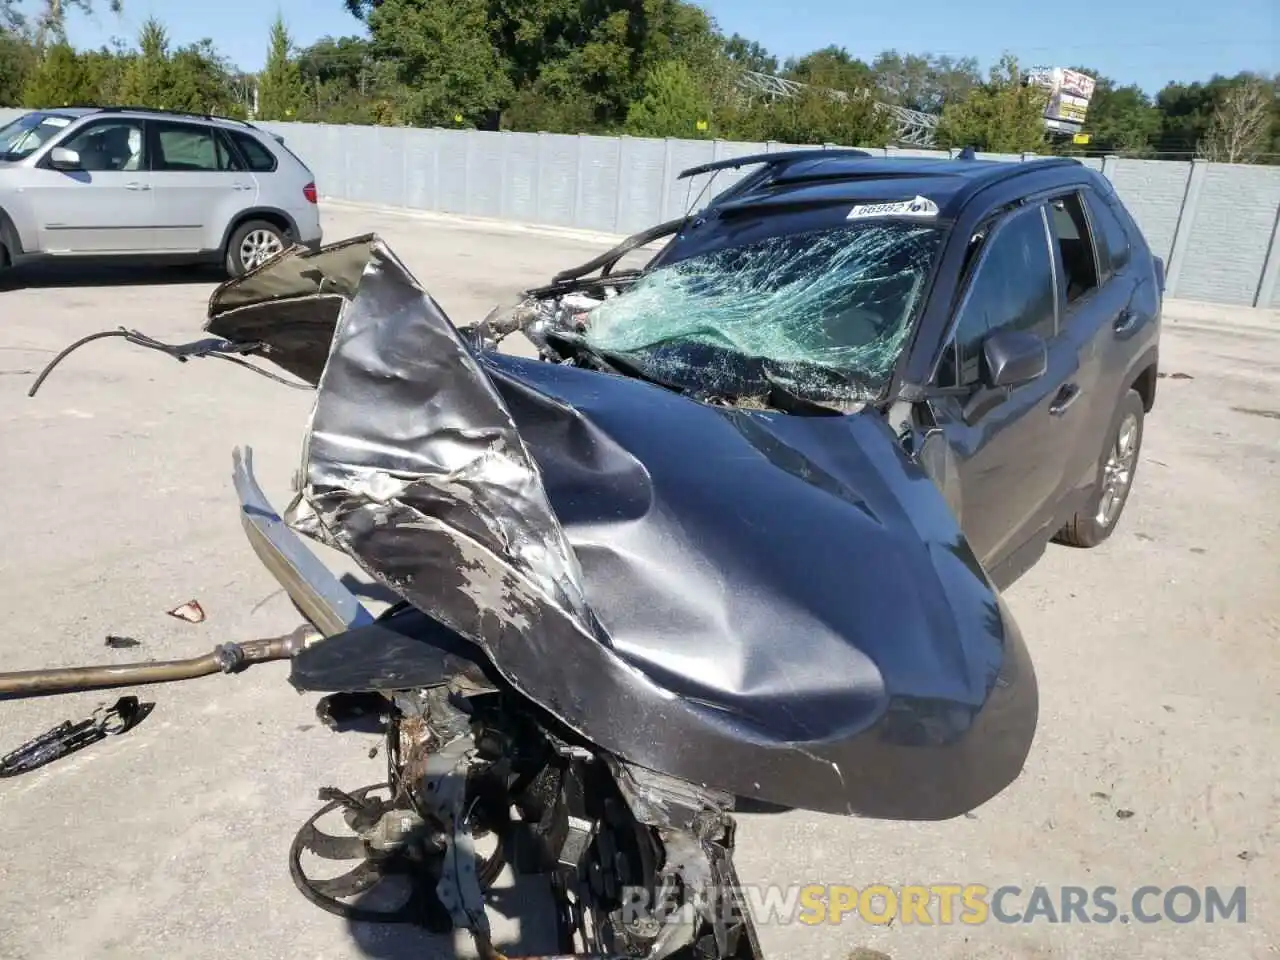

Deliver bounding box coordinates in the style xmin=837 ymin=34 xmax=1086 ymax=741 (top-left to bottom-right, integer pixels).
xmin=580 ymin=221 xmax=943 ymax=404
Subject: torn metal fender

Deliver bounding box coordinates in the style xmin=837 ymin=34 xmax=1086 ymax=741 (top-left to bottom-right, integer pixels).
xmin=205 ymin=235 xmax=1038 ymax=821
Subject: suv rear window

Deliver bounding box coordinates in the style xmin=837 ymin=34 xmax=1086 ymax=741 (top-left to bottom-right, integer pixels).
xmin=228 ymin=131 xmax=278 ymax=172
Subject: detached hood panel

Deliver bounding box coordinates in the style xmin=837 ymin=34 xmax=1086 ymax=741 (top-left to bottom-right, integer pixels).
xmin=206 ymin=236 xmax=1037 ymax=820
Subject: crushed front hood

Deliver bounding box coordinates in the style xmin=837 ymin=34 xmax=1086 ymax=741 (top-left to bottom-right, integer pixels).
xmin=205 ymin=235 xmax=1038 ymax=820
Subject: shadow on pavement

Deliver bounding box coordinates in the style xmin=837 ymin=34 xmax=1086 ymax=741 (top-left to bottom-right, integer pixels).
xmin=1 ymin=261 xmax=225 ymax=289
xmin=345 ymin=874 xmax=561 ymax=959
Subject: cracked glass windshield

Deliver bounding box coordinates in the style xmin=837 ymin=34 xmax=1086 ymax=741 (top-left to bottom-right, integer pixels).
xmin=581 ymin=220 xmax=943 ymax=404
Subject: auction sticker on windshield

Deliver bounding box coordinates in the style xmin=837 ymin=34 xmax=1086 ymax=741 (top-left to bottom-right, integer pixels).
xmin=847 ymin=196 xmax=939 ymax=220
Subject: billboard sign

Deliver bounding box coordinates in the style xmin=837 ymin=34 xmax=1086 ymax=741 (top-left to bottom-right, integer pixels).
xmin=1027 ymin=67 xmax=1096 ymax=130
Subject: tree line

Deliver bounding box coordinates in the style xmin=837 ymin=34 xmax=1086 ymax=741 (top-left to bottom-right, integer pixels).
xmin=2 ymin=0 xmax=1277 ymax=163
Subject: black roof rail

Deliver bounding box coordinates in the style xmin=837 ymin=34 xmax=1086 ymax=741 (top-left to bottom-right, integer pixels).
xmin=83 ymin=105 xmax=255 ymax=128
xmin=677 ymin=148 xmax=873 ymax=180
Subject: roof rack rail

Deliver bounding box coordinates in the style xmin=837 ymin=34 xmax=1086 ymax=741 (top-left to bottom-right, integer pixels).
xmin=677 ymin=148 xmax=873 ymax=180
xmin=82 ymin=105 xmax=255 ymax=128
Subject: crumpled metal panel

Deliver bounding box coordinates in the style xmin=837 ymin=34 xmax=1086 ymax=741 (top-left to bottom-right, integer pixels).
xmin=205 ymin=236 xmax=1038 ymax=820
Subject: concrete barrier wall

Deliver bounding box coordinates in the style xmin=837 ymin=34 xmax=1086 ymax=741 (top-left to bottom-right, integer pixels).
xmin=4 ymin=107 xmax=1279 ymax=308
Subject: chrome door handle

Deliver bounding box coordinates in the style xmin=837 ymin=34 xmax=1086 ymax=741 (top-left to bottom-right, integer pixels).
xmin=125 ymin=182 xmax=151 ymax=191
xmin=1049 ymin=384 xmax=1081 ymax=417
xmin=1114 ymin=307 xmax=1138 ymax=333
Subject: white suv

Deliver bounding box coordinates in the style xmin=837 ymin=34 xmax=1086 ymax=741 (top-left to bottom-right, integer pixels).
xmin=0 ymin=105 xmax=322 ymax=280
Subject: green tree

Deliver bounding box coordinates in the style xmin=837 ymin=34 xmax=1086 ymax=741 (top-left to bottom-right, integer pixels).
xmin=350 ymin=0 xmax=723 ymax=132
xmin=871 ymin=50 xmax=980 ymax=113
xmin=625 ymin=59 xmax=710 ymax=138
xmin=256 ymin=15 xmax=305 ymax=120
xmin=727 ymin=85 xmax=891 ymax=146
xmin=1154 ymin=76 xmax=1232 ymax=159
xmin=117 ymin=16 xmax=168 ymax=106
xmin=21 ymin=39 xmax=91 ymax=105
xmin=80 ymin=40 xmax=129 ymax=103
xmin=168 ymin=40 xmax=239 ymax=114
xmin=365 ymin=0 xmax=510 ymax=126
xmin=783 ymin=45 xmax=873 ymax=93
xmin=721 ymin=33 xmax=776 ymax=75
xmin=1 ymin=28 xmax=36 ymax=104
xmin=935 ymin=54 xmax=1047 ymax=153
xmin=1198 ymin=74 xmax=1275 ymax=163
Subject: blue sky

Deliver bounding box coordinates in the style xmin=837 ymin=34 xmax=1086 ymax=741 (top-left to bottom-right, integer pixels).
xmin=55 ymin=0 xmax=1279 ymax=95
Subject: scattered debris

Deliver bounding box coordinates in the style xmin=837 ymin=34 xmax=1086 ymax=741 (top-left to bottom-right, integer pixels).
xmin=1163 ymin=705 xmax=1175 ymax=713
xmin=1091 ymin=791 xmax=1111 ymax=801
xmin=849 ymin=949 xmax=894 ymax=960
xmin=1157 ymin=371 xmax=1194 ymax=380
xmin=0 ymin=696 xmax=153 ymax=777
xmin=1232 ymin=406 xmax=1280 ymax=421
xmin=104 ymin=635 xmax=141 ymax=649
xmin=1237 ymin=850 xmax=1253 ymax=862
xmin=1135 ymin=532 xmax=1155 ymax=542
xmin=166 ymin=599 xmax=206 ymax=623
xmin=368 ymin=745 xmax=379 ymax=759
xmin=1190 ymin=547 xmax=1207 ymax=554
xmin=1116 ymin=809 xmax=1135 ymax=820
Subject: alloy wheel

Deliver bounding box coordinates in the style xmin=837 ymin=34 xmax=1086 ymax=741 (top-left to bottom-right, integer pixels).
xmin=240 ymin=229 xmax=284 ymax=270
xmin=1096 ymin=411 xmax=1139 ymax=527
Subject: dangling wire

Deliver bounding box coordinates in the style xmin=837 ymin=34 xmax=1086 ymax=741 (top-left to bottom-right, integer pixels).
xmin=26 ymin=327 xmax=313 ymax=398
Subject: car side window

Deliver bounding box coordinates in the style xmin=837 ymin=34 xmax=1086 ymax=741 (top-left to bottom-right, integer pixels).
xmin=60 ymin=120 xmax=146 ymax=172
xmin=153 ymin=121 xmax=240 ymax=172
xmin=1047 ymin=192 xmax=1100 ymax=305
xmin=938 ymin=206 xmax=1057 ymax=388
xmin=228 ymin=131 xmax=278 ymax=173
xmin=1083 ymin=189 xmax=1132 ymax=281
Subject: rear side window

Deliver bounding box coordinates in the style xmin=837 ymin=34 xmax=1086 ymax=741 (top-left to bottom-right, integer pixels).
xmin=228 ymin=131 xmax=278 ymax=173
xmin=1083 ymin=189 xmax=1131 ymax=280
xmin=153 ymin=121 xmax=240 ymax=172
xmin=939 ymin=205 xmax=1057 ymax=387
xmin=1047 ymin=192 xmax=1100 ymax=305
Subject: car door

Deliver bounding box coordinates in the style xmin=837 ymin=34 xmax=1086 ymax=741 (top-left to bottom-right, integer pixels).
xmin=147 ymin=120 xmax=256 ymax=253
xmin=925 ymin=202 xmax=1081 ymax=572
xmin=1041 ymin=189 xmax=1118 ymax=513
xmin=21 ymin=118 xmax=156 ymax=253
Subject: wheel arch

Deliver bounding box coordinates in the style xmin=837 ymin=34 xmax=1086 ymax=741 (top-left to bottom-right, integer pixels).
xmin=0 ymin=206 xmax=23 ymax=263
xmin=1127 ymin=347 xmax=1160 ymax=413
xmin=220 ymin=207 xmax=299 ymax=255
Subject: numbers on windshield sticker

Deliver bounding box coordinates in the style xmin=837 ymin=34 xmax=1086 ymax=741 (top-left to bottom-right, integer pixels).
xmin=847 ymin=195 xmax=939 ymax=220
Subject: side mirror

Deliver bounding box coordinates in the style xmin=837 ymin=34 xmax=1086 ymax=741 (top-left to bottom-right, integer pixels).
xmin=983 ymin=329 xmax=1047 ymax=388
xmin=48 ymin=147 xmax=81 ymax=171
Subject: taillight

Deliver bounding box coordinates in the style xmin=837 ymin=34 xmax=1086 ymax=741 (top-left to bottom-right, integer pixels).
xmin=303 ymin=182 xmax=317 ymax=204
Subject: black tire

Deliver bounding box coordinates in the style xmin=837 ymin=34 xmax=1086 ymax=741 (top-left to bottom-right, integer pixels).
xmin=1055 ymin=388 xmax=1145 ymax=548
xmin=224 ymin=219 xmax=289 ymax=277
xmin=0 ymin=245 xmax=15 ymax=292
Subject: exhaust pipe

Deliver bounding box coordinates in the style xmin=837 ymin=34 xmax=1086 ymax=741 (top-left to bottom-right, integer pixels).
xmin=0 ymin=625 xmax=319 ymax=700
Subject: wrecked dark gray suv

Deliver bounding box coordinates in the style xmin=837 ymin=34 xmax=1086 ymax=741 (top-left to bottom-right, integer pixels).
xmin=19 ymin=149 xmax=1159 ymax=958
